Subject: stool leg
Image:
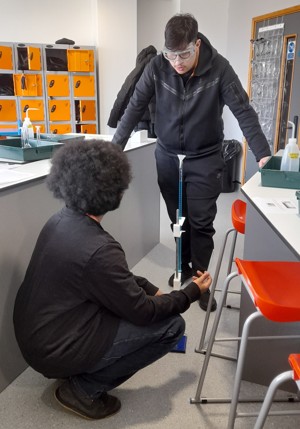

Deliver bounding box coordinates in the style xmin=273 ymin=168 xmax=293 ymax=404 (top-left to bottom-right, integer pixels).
xmin=196 ymin=227 xmax=235 ymax=353
xmin=191 ymin=271 xmax=238 ymax=403
xmin=254 ymin=370 xmax=293 ymax=429
xmin=223 ymin=229 xmax=238 ymax=307
xmin=227 ymin=311 xmax=262 ymax=429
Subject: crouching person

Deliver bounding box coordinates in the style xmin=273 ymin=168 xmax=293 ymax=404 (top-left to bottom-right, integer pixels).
xmin=13 ymin=139 xmax=212 ymax=420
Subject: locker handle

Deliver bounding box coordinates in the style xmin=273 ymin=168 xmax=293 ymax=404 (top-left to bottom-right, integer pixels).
xmin=75 ymin=80 xmax=81 ymax=88
xmin=0 ymin=105 xmax=2 ymax=111
xmin=30 ymin=52 xmax=33 ymax=61
xmin=49 ymin=79 xmax=55 ymax=88
xmin=82 ymin=105 xmax=86 ymax=113
xmin=23 ymin=105 xmax=29 ymax=113
xmin=51 ymin=105 xmax=57 ymax=113
xmin=0 ymin=51 xmax=2 ymax=59
xmin=21 ymin=74 xmax=27 ymax=90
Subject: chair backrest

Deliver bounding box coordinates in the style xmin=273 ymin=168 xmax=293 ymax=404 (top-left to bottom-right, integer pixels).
xmin=231 ymin=199 xmax=246 ymax=234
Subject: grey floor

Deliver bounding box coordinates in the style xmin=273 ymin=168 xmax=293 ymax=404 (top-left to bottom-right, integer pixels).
xmin=1 ymin=190 xmax=299 ymax=428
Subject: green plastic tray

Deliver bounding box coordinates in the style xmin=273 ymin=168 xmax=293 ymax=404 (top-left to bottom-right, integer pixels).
xmin=0 ymin=134 xmax=82 ymax=162
xmin=261 ymin=156 xmax=300 ymax=189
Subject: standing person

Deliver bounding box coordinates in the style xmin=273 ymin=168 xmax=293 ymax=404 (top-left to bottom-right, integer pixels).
xmin=111 ymin=13 xmax=271 ymax=312
xmin=13 ymin=139 xmax=212 ymax=421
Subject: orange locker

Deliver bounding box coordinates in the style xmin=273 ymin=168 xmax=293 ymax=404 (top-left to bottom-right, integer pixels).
xmin=27 ymin=47 xmax=42 ymax=70
xmin=46 ymin=74 xmax=70 ymax=96
xmin=0 ymin=100 xmax=17 ymax=121
xmin=14 ymin=74 xmax=43 ymax=96
xmin=49 ymin=123 xmax=72 ymax=134
xmin=77 ymin=124 xmax=97 ymax=134
xmin=73 ymin=75 xmax=95 ymax=97
xmin=17 ymin=46 xmax=41 ymax=71
xmin=48 ymin=100 xmax=71 ymax=121
xmin=0 ymin=45 xmax=13 ymax=70
xmin=78 ymin=100 xmax=96 ymax=121
xmin=67 ymin=50 xmax=94 ymax=72
xmin=20 ymin=100 xmax=44 ymax=121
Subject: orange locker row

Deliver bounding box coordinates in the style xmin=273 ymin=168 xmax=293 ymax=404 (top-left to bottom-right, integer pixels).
xmin=0 ymin=123 xmax=97 ymax=134
xmin=0 ymin=45 xmax=94 ymax=72
xmin=0 ymin=74 xmax=95 ymax=98
xmin=0 ymin=99 xmax=96 ymax=122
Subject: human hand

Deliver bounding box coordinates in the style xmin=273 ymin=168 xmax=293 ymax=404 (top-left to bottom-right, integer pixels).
xmin=192 ymin=271 xmax=212 ymax=295
xmin=258 ymin=156 xmax=270 ymax=169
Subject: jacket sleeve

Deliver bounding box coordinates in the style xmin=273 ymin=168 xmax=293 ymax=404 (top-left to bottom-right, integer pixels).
xmin=220 ymin=61 xmax=271 ymax=162
xmin=85 ymin=240 xmax=200 ymax=326
xmin=112 ymin=61 xmax=156 ymax=150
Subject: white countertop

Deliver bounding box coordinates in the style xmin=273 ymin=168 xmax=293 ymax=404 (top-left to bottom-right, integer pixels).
xmin=0 ymin=133 xmax=156 ymax=191
xmin=241 ymin=171 xmax=300 ymax=258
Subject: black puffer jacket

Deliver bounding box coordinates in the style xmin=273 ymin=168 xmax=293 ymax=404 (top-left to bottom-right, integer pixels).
xmin=107 ymin=45 xmax=157 ymax=129
xmin=112 ymin=33 xmax=271 ymax=161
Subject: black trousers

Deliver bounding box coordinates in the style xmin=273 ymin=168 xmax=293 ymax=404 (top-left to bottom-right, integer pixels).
xmin=155 ymin=146 xmax=224 ymax=272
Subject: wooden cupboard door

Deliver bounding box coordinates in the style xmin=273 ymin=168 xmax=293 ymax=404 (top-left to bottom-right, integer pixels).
xmin=73 ymin=75 xmax=95 ymax=97
xmin=46 ymin=74 xmax=70 ymax=96
xmin=0 ymin=100 xmax=17 ymax=121
xmin=0 ymin=46 xmax=13 ymax=69
xmin=48 ymin=100 xmax=71 ymax=121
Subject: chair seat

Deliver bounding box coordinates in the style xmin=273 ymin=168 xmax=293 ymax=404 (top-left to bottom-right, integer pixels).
xmin=231 ymin=199 xmax=246 ymax=234
xmin=235 ymin=258 xmax=300 ymax=322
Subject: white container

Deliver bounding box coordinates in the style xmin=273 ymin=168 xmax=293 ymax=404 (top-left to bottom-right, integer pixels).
xmin=22 ymin=108 xmax=38 ymax=139
xmin=280 ymin=120 xmax=300 ymax=172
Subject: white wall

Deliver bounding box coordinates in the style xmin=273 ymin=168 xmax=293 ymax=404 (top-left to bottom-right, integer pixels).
xmin=98 ymin=0 xmax=137 ymax=133
xmin=0 ymin=0 xmax=97 ymax=45
xmin=1 ymin=0 xmax=299 ymax=137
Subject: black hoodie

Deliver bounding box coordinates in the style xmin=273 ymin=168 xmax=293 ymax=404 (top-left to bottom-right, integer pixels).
xmin=112 ymin=33 xmax=271 ymax=162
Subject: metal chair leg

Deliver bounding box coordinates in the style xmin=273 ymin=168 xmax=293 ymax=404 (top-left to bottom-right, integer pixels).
xmin=254 ymin=370 xmax=294 ymax=429
xmin=191 ymin=271 xmax=238 ymax=403
xmin=227 ymin=311 xmax=262 ymax=429
xmin=195 ymin=227 xmax=235 ymax=353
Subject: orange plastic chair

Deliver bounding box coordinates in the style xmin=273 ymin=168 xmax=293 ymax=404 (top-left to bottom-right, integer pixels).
xmin=196 ymin=199 xmax=247 ymax=355
xmin=254 ymin=353 xmax=300 ymax=428
xmin=191 ymin=259 xmax=300 ymax=429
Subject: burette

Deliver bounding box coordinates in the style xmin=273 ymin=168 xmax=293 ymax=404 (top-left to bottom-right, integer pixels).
xmin=173 ymin=154 xmax=186 ymax=289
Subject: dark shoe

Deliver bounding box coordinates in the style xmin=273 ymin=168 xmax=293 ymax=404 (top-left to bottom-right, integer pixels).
xmin=199 ymin=289 xmax=217 ymax=312
xmin=168 ymin=266 xmax=193 ymax=287
xmin=55 ymin=380 xmax=121 ymax=420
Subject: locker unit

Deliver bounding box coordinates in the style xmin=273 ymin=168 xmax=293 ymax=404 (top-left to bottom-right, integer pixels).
xmin=0 ymin=42 xmax=99 ymax=136
xmin=44 ymin=44 xmax=98 ymax=134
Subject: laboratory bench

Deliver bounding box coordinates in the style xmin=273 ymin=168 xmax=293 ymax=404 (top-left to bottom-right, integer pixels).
xmin=240 ymin=170 xmax=300 ymax=389
xmin=0 ymin=134 xmax=160 ymax=393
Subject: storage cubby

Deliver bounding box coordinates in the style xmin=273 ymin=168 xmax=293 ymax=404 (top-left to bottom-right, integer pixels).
xmin=0 ymin=42 xmax=99 ymax=136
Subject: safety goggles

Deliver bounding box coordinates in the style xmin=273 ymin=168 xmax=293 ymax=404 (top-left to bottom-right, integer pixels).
xmin=163 ymin=43 xmax=196 ymax=61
